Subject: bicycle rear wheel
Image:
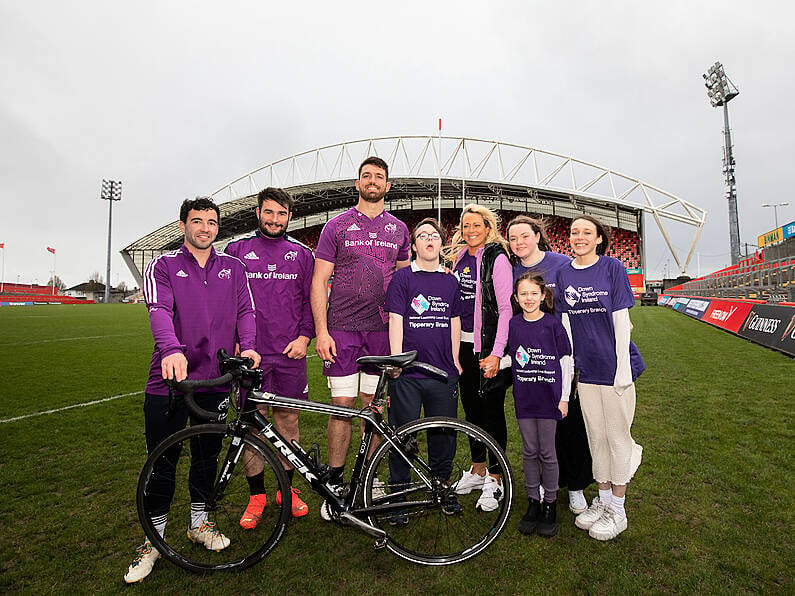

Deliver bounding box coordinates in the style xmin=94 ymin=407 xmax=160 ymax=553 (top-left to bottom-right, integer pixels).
xmin=136 ymin=424 xmax=290 ymax=573
xmin=362 ymin=417 xmax=513 ymax=565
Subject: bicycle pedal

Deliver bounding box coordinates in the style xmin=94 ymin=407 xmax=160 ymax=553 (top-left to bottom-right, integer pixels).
xmin=373 ymin=537 xmax=388 ymax=550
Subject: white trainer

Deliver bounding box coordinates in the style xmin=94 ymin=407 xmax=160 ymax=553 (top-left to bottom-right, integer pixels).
xmin=475 ymin=475 xmax=503 ymax=512
xmin=588 ymin=508 xmax=628 ymax=541
xmin=372 ymin=477 xmax=387 ymax=500
xmin=574 ymin=497 xmax=607 ymax=530
xmin=123 ymin=539 xmax=160 ymax=583
xmin=568 ymin=490 xmax=589 ymax=515
xmin=186 ymin=520 xmax=230 ymax=551
xmin=453 ymin=468 xmax=486 ymax=495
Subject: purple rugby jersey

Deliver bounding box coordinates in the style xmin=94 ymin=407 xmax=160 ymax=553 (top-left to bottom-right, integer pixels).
xmin=453 ymin=252 xmax=477 ymax=333
xmin=143 ymin=245 xmax=256 ymax=395
xmin=508 ymin=313 xmax=571 ymax=420
xmin=512 ymin=251 xmax=571 ymax=291
xmin=556 ymin=255 xmax=636 ymax=385
xmin=225 ymin=232 xmax=315 ymax=356
xmin=385 ymin=264 xmax=463 ymax=379
xmin=315 ymin=207 xmax=410 ymax=331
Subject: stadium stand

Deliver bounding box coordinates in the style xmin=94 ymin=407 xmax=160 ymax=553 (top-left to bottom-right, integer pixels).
xmin=0 ymin=283 xmax=91 ymax=305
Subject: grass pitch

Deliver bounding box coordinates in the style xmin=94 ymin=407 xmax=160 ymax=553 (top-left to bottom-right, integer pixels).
xmin=0 ymin=303 xmax=792 ymax=594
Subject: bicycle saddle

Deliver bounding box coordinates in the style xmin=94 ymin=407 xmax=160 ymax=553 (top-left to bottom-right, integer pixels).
xmin=356 ymin=350 xmax=417 ymax=369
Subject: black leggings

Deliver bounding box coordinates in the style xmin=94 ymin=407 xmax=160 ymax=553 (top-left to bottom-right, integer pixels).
xmin=458 ymin=342 xmax=508 ymax=474
xmin=143 ymin=392 xmax=227 ymax=517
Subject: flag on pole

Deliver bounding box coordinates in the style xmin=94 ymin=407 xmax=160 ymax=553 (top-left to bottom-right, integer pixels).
xmin=47 ymin=246 xmax=56 ymax=254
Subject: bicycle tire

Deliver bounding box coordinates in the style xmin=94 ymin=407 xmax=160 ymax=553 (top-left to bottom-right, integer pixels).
xmin=136 ymin=424 xmax=291 ymax=573
xmin=362 ymin=417 xmax=513 ymax=565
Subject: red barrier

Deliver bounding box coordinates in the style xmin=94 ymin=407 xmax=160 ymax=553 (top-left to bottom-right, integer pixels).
xmin=702 ymin=300 xmax=755 ymax=333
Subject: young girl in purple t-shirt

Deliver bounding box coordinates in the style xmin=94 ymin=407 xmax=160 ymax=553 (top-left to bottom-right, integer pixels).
xmin=508 ymin=273 xmax=572 ymax=538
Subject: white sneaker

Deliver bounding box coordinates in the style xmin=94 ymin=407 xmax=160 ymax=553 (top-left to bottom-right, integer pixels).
xmin=475 ymin=475 xmax=503 ymax=512
xmin=588 ymin=508 xmax=628 ymax=541
xmin=453 ymin=467 xmax=486 ymax=495
xmin=372 ymin=477 xmax=387 ymax=500
xmin=186 ymin=520 xmax=230 ymax=551
xmin=123 ymin=539 xmax=160 ymax=583
xmin=574 ymin=497 xmax=607 ymax=530
xmin=568 ymin=490 xmax=588 ymax=515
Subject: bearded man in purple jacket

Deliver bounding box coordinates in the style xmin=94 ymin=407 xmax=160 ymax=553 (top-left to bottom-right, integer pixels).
xmin=125 ymin=197 xmax=261 ymax=584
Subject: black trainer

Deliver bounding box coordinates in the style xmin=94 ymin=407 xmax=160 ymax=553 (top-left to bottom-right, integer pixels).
xmin=537 ymin=500 xmax=558 ymax=537
xmin=518 ymin=498 xmax=541 ymax=535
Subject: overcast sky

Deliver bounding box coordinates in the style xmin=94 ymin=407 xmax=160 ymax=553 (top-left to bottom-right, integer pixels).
xmin=2 ymin=1 xmax=794 ymax=288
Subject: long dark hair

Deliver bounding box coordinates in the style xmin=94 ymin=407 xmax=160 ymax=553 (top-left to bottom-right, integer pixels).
xmin=514 ymin=272 xmax=555 ymax=314
xmin=571 ymin=215 xmax=611 ymax=255
xmin=506 ymin=215 xmax=551 ymax=252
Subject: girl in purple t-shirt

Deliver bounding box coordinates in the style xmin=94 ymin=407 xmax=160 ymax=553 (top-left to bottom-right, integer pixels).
xmin=556 ymin=215 xmax=644 ymax=542
xmin=507 ymin=215 xmax=594 ymax=516
xmin=509 ymin=273 xmax=573 ymax=538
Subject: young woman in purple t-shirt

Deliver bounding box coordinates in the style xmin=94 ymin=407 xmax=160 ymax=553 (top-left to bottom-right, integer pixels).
xmin=556 ymin=215 xmax=644 ymax=542
xmin=507 ymin=216 xmax=593 ymax=516
xmin=509 ymin=272 xmax=573 ymax=538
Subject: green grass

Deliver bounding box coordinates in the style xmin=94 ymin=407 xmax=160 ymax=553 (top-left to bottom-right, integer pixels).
xmin=0 ymin=304 xmax=792 ymax=593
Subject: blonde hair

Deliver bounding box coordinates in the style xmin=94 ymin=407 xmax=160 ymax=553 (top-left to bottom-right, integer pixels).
xmin=443 ymin=204 xmax=509 ymax=262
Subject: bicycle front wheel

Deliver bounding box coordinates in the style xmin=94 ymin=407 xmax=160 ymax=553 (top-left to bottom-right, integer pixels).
xmin=362 ymin=417 xmax=513 ymax=565
xmin=136 ymin=424 xmax=291 ymax=573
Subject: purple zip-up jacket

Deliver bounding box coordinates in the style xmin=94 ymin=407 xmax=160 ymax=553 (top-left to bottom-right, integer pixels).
xmin=225 ymin=232 xmax=315 ymax=356
xmin=143 ymin=245 xmax=256 ymax=395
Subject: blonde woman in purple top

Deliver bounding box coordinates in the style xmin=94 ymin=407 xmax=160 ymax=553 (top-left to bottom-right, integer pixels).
xmin=445 ymin=204 xmax=513 ymax=512
xmin=556 ymin=215 xmax=644 ymax=542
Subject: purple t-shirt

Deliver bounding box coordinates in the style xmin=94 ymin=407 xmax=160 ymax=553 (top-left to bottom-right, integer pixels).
xmin=512 ymin=251 xmax=571 ymax=292
xmin=143 ymin=245 xmax=256 ymax=395
xmin=556 ymin=256 xmax=635 ymax=385
xmin=225 ymin=232 xmax=315 ymax=356
xmin=453 ymin=252 xmax=477 ymax=333
xmin=385 ymin=264 xmax=463 ymax=379
xmin=315 ymin=207 xmax=410 ymax=331
xmin=508 ymin=313 xmax=572 ymax=420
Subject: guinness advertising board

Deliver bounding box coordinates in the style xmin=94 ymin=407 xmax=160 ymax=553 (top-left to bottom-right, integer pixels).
xmin=738 ymin=304 xmax=795 ymax=356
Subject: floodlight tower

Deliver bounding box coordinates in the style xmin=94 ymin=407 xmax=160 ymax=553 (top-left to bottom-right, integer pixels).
xmin=703 ymin=61 xmax=741 ymax=264
xmin=101 ymin=179 xmax=122 ymax=303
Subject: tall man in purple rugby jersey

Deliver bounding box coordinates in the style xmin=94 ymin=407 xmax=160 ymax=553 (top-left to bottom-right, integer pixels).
xmin=125 ymin=197 xmax=261 ymax=584
xmin=310 ymin=156 xmax=410 ymax=519
xmin=225 ymin=187 xmax=315 ymax=522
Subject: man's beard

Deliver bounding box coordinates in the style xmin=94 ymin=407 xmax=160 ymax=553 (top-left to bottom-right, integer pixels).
xmin=260 ymin=223 xmax=286 ymax=238
xmin=359 ymin=190 xmax=386 ymax=204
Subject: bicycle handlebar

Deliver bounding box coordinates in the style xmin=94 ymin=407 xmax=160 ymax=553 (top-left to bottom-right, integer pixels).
xmin=168 ymin=373 xmax=236 ymax=423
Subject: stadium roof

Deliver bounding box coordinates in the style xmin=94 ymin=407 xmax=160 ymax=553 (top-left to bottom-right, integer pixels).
xmin=122 ymin=135 xmax=706 ymax=285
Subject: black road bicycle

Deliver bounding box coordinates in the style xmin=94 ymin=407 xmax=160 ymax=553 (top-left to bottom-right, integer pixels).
xmin=136 ymin=350 xmax=513 ymax=572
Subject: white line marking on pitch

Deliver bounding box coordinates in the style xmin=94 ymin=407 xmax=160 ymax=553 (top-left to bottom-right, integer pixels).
xmin=0 ymin=333 xmax=146 ymax=347
xmin=0 ymin=391 xmax=143 ymax=424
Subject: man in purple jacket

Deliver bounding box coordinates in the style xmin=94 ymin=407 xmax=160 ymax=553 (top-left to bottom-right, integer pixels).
xmin=125 ymin=197 xmax=261 ymax=584
xmin=226 ymin=187 xmax=315 ymax=522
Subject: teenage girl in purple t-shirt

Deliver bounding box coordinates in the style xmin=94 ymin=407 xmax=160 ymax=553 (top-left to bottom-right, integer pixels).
xmin=506 ymin=216 xmax=593 ymax=516
xmin=556 ymin=215 xmax=644 ymax=542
